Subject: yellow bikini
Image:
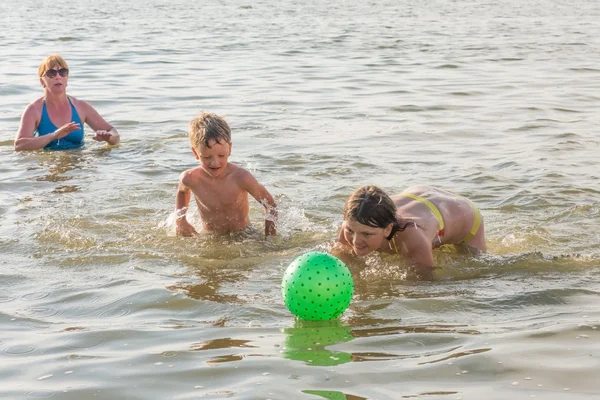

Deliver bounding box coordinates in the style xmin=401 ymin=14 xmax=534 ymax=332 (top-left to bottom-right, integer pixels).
xmin=392 ymin=193 xmax=482 ymax=250
xmin=459 ymin=198 xmax=482 ymax=244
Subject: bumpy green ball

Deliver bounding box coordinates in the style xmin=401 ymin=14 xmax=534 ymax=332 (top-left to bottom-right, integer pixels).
xmin=281 ymin=252 xmax=354 ymax=321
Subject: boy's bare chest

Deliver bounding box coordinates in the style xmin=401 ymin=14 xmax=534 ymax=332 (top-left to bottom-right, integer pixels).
xmin=192 ymin=182 xmax=247 ymax=210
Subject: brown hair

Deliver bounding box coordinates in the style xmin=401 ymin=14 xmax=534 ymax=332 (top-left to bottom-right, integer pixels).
xmin=38 ymin=55 xmax=68 ymax=77
xmin=344 ymin=186 xmax=413 ymax=240
xmin=189 ymin=112 xmax=231 ymax=149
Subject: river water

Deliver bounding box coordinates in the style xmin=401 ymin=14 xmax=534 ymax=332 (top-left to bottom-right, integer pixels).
xmin=1 ymin=0 xmax=599 ymax=399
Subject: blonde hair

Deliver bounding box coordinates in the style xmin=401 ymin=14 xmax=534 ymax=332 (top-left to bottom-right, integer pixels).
xmin=189 ymin=112 xmax=231 ymax=149
xmin=38 ymin=54 xmax=69 ymax=77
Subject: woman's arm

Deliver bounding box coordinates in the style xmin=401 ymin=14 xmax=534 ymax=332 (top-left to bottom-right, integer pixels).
xmin=78 ymin=99 xmax=120 ymax=145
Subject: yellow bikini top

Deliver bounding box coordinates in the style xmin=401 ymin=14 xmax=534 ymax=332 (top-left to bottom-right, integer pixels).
xmin=400 ymin=193 xmax=445 ymax=235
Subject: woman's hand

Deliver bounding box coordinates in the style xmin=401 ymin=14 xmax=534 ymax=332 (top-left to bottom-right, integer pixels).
xmin=54 ymin=122 xmax=81 ymax=140
xmin=92 ymin=129 xmax=119 ymax=144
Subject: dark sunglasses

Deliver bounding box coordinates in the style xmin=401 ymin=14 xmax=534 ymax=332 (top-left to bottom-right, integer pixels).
xmin=44 ymin=68 xmax=69 ymax=78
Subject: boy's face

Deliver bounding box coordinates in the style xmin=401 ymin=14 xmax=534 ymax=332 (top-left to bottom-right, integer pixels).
xmin=192 ymin=139 xmax=232 ymax=177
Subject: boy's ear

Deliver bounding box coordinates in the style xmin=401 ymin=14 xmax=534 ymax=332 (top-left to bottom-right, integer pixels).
xmin=191 ymin=147 xmax=200 ymax=160
xmin=229 ymin=142 xmax=232 ymax=154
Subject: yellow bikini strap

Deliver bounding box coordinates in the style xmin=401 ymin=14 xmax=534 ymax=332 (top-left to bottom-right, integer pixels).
xmin=401 ymin=193 xmax=445 ymax=232
xmin=390 ymin=236 xmax=399 ymax=254
xmin=460 ymin=198 xmax=482 ymax=244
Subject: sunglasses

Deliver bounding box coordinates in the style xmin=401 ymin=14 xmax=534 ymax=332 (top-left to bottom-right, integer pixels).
xmin=44 ymin=68 xmax=69 ymax=78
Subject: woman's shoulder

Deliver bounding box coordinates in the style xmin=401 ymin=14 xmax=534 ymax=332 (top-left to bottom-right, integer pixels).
xmin=68 ymin=96 xmax=96 ymax=118
xmin=68 ymin=95 xmax=95 ymax=109
xmin=27 ymin=97 xmax=45 ymax=109
xmin=22 ymin=97 xmax=45 ymax=117
xmin=67 ymin=95 xmax=87 ymax=108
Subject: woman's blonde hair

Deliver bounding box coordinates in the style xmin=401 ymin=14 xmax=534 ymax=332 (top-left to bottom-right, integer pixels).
xmin=38 ymin=54 xmax=68 ymax=77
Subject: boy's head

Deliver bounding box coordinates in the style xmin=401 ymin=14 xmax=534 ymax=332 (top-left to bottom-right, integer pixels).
xmin=189 ymin=112 xmax=233 ymax=177
xmin=189 ymin=112 xmax=231 ymax=151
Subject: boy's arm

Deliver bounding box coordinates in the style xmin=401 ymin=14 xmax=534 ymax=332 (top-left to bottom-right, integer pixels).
xmin=398 ymin=229 xmax=435 ymax=280
xmin=175 ymin=172 xmax=198 ymax=237
xmin=241 ymin=171 xmax=277 ymax=236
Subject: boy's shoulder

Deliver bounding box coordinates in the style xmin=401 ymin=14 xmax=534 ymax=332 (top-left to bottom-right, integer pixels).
xmin=179 ymin=166 xmax=204 ymax=184
xmin=225 ymin=163 xmax=257 ymax=182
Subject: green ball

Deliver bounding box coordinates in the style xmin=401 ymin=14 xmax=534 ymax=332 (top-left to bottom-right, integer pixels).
xmin=281 ymin=252 xmax=354 ymax=321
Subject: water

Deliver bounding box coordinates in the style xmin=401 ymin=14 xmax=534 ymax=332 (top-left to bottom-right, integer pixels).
xmin=1 ymin=0 xmax=599 ymax=398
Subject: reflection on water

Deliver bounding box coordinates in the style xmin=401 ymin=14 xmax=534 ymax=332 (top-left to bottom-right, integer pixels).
xmin=303 ymin=390 xmax=367 ymax=400
xmin=192 ymin=337 xmax=259 ymax=365
xmin=418 ymin=346 xmax=491 ymax=366
xmin=282 ymin=319 xmax=354 ymax=366
xmin=167 ymin=267 xmax=246 ymax=304
xmin=34 ymin=151 xmax=86 ymax=180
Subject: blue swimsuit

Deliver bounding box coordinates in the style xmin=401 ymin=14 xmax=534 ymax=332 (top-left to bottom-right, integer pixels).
xmin=36 ymin=98 xmax=84 ymax=150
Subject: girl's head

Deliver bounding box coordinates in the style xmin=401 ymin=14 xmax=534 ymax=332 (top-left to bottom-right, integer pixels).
xmin=342 ymin=186 xmax=400 ymax=256
xmin=344 ymin=186 xmax=398 ymax=235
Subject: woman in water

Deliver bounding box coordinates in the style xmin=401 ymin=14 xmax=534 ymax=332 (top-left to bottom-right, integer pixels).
xmin=335 ymin=185 xmax=486 ymax=279
xmin=14 ymin=54 xmax=119 ymax=151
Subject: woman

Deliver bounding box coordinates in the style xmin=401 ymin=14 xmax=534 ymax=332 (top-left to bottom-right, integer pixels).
xmin=335 ymin=185 xmax=486 ymax=279
xmin=14 ymin=54 xmax=119 ymax=151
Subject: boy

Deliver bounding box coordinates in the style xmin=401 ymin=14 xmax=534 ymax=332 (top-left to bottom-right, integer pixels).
xmin=175 ymin=112 xmax=277 ymax=237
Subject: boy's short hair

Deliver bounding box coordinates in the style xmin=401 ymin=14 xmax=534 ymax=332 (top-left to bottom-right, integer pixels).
xmin=38 ymin=54 xmax=69 ymax=78
xmin=189 ymin=112 xmax=231 ymax=149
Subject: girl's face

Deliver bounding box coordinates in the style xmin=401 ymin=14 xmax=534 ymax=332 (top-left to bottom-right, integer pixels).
xmin=343 ymin=219 xmax=392 ymax=256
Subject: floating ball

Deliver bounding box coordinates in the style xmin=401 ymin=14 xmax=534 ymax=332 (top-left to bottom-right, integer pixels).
xmin=281 ymin=252 xmax=354 ymax=321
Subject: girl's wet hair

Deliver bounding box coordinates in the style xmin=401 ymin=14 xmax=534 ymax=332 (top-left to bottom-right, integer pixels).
xmin=344 ymin=186 xmax=413 ymax=240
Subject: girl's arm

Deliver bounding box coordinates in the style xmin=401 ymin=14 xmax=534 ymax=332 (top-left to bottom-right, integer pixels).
xmin=397 ymin=228 xmax=435 ymax=280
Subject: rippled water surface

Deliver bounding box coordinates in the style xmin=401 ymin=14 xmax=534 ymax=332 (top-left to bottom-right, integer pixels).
xmin=1 ymin=0 xmax=599 ymax=399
